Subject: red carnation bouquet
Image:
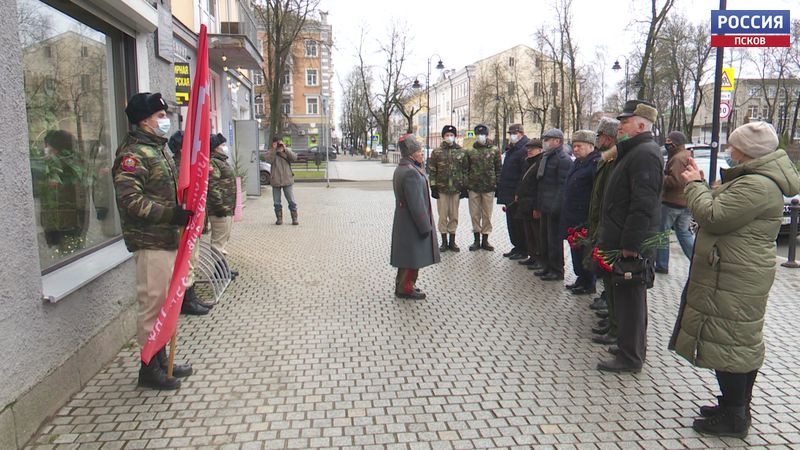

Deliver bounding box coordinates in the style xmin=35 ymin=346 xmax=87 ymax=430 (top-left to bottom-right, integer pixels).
xmin=566 ymin=226 xmax=589 ymax=249
xmin=591 ymin=231 xmax=671 ymax=273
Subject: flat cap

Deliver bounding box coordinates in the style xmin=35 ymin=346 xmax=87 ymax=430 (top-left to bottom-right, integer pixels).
xmin=542 ymin=128 xmax=564 ymax=140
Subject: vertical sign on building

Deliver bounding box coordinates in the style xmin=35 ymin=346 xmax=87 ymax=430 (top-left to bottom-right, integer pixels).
xmin=710 ymin=10 xmax=791 ymax=47
xmin=175 ymin=63 xmax=191 ymax=106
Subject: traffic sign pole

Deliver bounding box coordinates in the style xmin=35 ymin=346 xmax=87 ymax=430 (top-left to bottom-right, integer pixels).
xmin=709 ymin=0 xmax=727 ymax=186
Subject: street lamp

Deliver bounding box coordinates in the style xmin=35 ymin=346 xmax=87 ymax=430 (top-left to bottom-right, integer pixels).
xmin=426 ymin=54 xmax=444 ymax=159
xmin=465 ymin=65 xmax=474 ymax=130
xmin=611 ymin=56 xmax=629 ymax=101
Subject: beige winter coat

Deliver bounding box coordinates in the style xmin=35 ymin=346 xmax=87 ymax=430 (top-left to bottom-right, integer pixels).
xmin=265 ymin=147 xmax=297 ymax=187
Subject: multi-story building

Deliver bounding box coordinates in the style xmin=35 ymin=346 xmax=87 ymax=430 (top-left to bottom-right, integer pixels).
xmin=692 ymin=77 xmax=800 ymax=144
xmin=256 ymin=13 xmax=335 ymax=151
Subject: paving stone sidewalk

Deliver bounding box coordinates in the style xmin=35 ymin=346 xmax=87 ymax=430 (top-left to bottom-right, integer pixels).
xmin=28 ymin=181 xmax=800 ymax=449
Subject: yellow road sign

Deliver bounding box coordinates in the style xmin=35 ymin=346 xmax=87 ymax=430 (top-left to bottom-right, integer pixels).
xmin=721 ymin=67 xmax=735 ymax=91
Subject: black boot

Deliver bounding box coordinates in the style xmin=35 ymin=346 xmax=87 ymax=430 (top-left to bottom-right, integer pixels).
xmin=439 ymin=233 xmax=448 ymax=252
xmin=448 ymin=234 xmax=460 ymax=252
xmin=181 ymin=294 xmax=210 ymax=316
xmin=481 ymin=234 xmax=494 ymax=251
xmin=138 ymin=358 xmax=181 ymax=390
xmin=156 ymin=347 xmax=193 ymax=378
xmin=692 ymin=405 xmax=750 ymax=439
xmin=468 ymin=233 xmax=481 ymax=251
xmin=275 ymin=210 xmax=283 ymax=225
xmin=185 ymin=285 xmax=214 ymax=310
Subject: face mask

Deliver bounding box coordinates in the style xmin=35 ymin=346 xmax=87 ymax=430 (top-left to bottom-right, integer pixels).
xmin=156 ymin=118 xmax=171 ymax=136
xmin=509 ymin=134 xmax=519 ymax=144
xmin=445 ymin=136 xmax=455 ymax=144
xmin=221 ymin=145 xmax=230 ymax=156
xmin=665 ymin=143 xmax=675 ymax=152
xmin=477 ymin=135 xmax=487 ymax=144
xmin=542 ymin=140 xmax=550 ymax=151
xmin=617 ymin=133 xmax=631 ymax=143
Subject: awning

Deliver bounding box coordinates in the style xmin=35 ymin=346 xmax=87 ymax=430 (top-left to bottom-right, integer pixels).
xmin=207 ymin=34 xmax=263 ymax=71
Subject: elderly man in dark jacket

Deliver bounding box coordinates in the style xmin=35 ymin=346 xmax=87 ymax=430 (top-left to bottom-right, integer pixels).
xmin=596 ymin=100 xmax=664 ymax=373
xmin=496 ymin=124 xmax=529 ymax=259
xmin=391 ymin=134 xmax=441 ymax=300
xmin=533 ymin=128 xmax=571 ymax=281
xmin=560 ymin=130 xmax=601 ymax=294
xmin=515 ymin=139 xmax=544 ymax=269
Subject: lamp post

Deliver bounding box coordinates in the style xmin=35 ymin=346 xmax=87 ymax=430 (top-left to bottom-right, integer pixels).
xmin=465 ymin=65 xmax=474 ymax=130
xmin=425 ymin=54 xmax=444 ymax=159
xmin=611 ymin=56 xmax=629 ymax=101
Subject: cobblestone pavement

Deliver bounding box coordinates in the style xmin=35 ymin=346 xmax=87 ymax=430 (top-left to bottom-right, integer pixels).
xmin=28 ymin=181 xmax=800 ymax=449
xmin=327 ymin=160 xmax=396 ymax=182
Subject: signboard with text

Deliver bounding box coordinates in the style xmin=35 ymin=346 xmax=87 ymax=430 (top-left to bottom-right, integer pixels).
xmin=174 ymin=62 xmax=191 ymax=106
xmin=711 ymin=10 xmax=791 ymax=47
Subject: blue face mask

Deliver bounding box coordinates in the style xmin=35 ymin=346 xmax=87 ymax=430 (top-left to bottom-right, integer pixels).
xmin=156 ymin=118 xmax=171 ymax=136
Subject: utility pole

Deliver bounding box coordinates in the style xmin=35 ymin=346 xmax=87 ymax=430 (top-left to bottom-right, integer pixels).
xmin=709 ymin=0 xmax=727 ymax=185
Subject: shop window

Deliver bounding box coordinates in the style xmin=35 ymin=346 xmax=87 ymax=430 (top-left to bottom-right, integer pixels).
xmin=19 ymin=0 xmax=125 ymax=272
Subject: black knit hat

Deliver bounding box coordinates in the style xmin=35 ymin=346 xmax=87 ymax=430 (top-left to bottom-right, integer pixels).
xmin=125 ymin=92 xmax=168 ymax=124
xmin=210 ymin=133 xmax=227 ymax=151
xmin=474 ymin=124 xmax=489 ymax=135
xmin=168 ymin=130 xmax=184 ymax=158
xmin=441 ymin=125 xmax=457 ymax=137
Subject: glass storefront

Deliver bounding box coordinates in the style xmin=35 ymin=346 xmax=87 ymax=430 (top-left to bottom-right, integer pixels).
xmin=18 ymin=0 xmax=125 ymax=272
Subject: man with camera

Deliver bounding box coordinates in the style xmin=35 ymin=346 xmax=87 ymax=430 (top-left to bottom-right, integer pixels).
xmin=265 ymin=137 xmax=299 ymax=225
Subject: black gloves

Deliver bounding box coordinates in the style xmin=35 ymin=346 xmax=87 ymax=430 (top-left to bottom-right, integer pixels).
xmin=459 ymin=189 xmax=468 ymax=199
xmin=170 ymin=206 xmax=193 ymax=226
xmin=430 ymin=187 xmax=439 ymax=199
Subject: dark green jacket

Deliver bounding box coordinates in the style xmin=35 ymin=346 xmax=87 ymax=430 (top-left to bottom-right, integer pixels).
xmin=208 ymin=152 xmax=236 ymax=217
xmin=35 ymin=149 xmax=90 ymax=234
xmin=428 ymin=142 xmax=468 ymax=194
xmin=587 ymin=146 xmax=617 ymax=242
xmin=671 ymin=149 xmax=800 ymax=372
xmin=466 ymin=141 xmax=502 ymax=193
xmin=112 ymin=129 xmax=180 ymax=252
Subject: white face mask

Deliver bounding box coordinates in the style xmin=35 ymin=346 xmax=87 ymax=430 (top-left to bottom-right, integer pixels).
xmin=509 ymin=134 xmax=519 ymax=144
xmin=477 ymin=135 xmax=487 ymax=144
xmin=221 ymin=145 xmax=230 ymax=156
xmin=445 ymin=136 xmax=455 ymax=144
xmin=542 ymin=140 xmax=551 ymax=151
xmin=156 ymin=117 xmax=171 ymax=136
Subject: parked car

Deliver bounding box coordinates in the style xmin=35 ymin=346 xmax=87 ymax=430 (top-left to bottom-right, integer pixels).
xmin=309 ymin=146 xmax=337 ymax=161
xmin=258 ymin=151 xmax=271 ymax=185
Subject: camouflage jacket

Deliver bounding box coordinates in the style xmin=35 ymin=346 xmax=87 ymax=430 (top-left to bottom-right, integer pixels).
xmin=466 ymin=141 xmax=502 ymax=193
xmin=208 ymin=152 xmax=236 ymax=217
xmin=427 ymin=142 xmax=468 ymax=194
xmin=33 ymin=149 xmax=90 ymax=234
xmin=112 ymin=129 xmax=180 ymax=252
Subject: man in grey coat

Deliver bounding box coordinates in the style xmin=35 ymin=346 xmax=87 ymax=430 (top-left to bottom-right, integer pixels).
xmin=391 ymin=134 xmax=441 ymax=299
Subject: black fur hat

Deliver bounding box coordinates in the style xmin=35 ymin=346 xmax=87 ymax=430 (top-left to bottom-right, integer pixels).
xmin=125 ymin=92 xmax=168 ymax=124
xmin=441 ymin=125 xmax=457 ymax=137
xmin=210 ymin=133 xmax=227 ymax=151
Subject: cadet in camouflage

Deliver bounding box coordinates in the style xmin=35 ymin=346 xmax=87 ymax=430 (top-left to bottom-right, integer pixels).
xmin=465 ymin=124 xmax=502 ymax=251
xmin=427 ymin=125 xmax=468 ymax=252
xmin=113 ymin=92 xmax=194 ymax=391
xmin=207 ymin=133 xmax=236 ymax=255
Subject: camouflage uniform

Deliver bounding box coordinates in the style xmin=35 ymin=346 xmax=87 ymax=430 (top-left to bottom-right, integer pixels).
xmin=207 ymin=152 xmax=236 ymax=254
xmin=34 ymin=149 xmax=90 ymax=252
xmin=466 ymin=140 xmax=502 ymax=234
xmin=427 ymin=141 xmax=467 ymax=234
xmin=112 ymin=128 xmax=180 ymax=346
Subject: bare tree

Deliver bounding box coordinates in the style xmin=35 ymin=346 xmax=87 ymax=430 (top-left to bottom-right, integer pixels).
xmin=356 ymin=23 xmax=408 ymax=161
xmin=634 ymin=0 xmax=675 ymax=100
xmin=254 ymin=0 xmax=320 ymax=141
xmin=394 ymin=79 xmax=423 ymax=134
xmin=338 ymin=68 xmax=371 ymax=151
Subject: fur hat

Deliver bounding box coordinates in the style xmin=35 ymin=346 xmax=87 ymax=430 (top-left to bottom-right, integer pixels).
xmin=210 ymin=133 xmax=227 ymax=151
xmin=572 ymin=130 xmax=596 ymax=145
xmin=474 ymin=124 xmax=489 ymax=135
xmin=125 ymin=92 xmax=168 ymax=124
xmin=168 ymin=131 xmax=184 ymax=158
xmin=728 ymin=121 xmax=779 ymax=159
xmin=507 ymin=124 xmax=524 ymax=134
xmin=398 ymin=133 xmax=421 ymax=157
xmin=441 ymin=125 xmax=457 ymax=137
xmin=617 ymin=100 xmax=658 ymax=123
xmin=596 ymin=117 xmax=620 ymax=137
xmin=667 ymin=131 xmax=687 ymax=147
xmin=542 ymin=128 xmax=564 ymax=140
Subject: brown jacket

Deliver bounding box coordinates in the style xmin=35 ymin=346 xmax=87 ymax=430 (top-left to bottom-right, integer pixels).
xmin=662 ymin=146 xmax=690 ymax=208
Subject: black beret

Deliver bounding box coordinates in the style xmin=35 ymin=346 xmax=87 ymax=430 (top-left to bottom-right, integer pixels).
xmin=125 ymin=92 xmax=168 ymax=124
xmin=210 ymin=133 xmax=227 ymax=150
xmin=441 ymin=125 xmax=457 ymax=137
xmin=474 ymin=124 xmax=489 ymax=135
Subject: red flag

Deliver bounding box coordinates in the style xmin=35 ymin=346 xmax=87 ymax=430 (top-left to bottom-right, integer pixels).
xmin=141 ymin=25 xmax=211 ymax=364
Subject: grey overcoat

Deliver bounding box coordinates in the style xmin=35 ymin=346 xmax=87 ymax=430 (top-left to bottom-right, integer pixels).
xmin=390 ymin=158 xmax=441 ymax=268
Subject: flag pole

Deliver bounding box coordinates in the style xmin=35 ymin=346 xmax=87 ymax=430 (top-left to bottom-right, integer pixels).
xmin=167 ymin=332 xmax=177 ymax=378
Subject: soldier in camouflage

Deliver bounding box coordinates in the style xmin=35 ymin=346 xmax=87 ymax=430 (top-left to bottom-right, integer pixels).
xmin=465 ymin=124 xmax=502 ymax=251
xmin=428 ymin=125 xmax=468 ymax=252
xmin=113 ymin=92 xmax=194 ymax=391
xmin=207 ymin=133 xmax=237 ymax=255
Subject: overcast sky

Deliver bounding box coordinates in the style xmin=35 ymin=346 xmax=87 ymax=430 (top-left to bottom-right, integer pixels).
xmin=319 ymin=0 xmax=800 ymax=121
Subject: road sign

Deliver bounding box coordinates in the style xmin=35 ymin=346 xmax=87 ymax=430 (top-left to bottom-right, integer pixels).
xmin=720 ymin=101 xmax=732 ymax=119
xmin=466 ymin=130 xmax=475 ymax=138
xmin=721 ymin=67 xmax=735 ymax=91
xmin=721 ymin=91 xmax=732 ymax=101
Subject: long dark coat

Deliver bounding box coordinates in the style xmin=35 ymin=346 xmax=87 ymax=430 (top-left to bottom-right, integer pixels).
xmin=536 ymin=146 xmax=572 ymax=215
xmin=496 ymin=136 xmax=530 ymax=205
xmin=391 ymin=158 xmax=441 ymax=269
xmin=559 ymin=150 xmax=601 ymax=236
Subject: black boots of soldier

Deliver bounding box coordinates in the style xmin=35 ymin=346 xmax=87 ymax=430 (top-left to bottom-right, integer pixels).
xmin=439 ymin=233 xmax=448 ymax=252
xmin=481 ymin=234 xmax=494 ymax=251
xmin=448 ymin=234 xmax=460 ymax=252
xmin=138 ymin=346 xmax=192 ymax=390
xmin=181 ymin=285 xmax=210 ymax=315
xmin=468 ymin=233 xmax=493 ymax=251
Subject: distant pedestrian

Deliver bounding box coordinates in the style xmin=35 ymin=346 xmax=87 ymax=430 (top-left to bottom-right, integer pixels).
xmin=265 ymin=137 xmax=299 ymax=225
xmin=496 ymin=124 xmax=530 ymax=259
xmin=533 ymin=128 xmax=571 ymax=282
xmin=465 ymin=124 xmax=502 ymax=251
xmin=670 ymin=121 xmax=800 ymax=438
xmin=596 ymin=100 xmax=663 ymax=374
xmin=560 ymin=130 xmax=600 ymax=294
xmin=391 ymin=134 xmax=440 ymax=299
xmin=656 ymin=130 xmax=694 ymax=274
xmin=515 ymin=139 xmax=544 ymax=269
xmin=428 ymin=125 xmax=468 ymax=252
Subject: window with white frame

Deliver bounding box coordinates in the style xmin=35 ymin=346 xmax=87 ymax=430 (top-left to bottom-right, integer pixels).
xmin=747 ymin=104 xmax=760 ymax=118
xmin=306 ymin=97 xmax=319 ymax=114
xmin=281 ymin=98 xmax=291 ymax=115
xmin=304 ymin=40 xmax=318 ymax=57
xmin=306 ymin=68 xmax=318 ymax=86
xmin=282 ymin=71 xmax=292 ymax=92
xmin=253 ymin=72 xmax=263 ymax=85
xmin=747 ymin=85 xmax=761 ymax=97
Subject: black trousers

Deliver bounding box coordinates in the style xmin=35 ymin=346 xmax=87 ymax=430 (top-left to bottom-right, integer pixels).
xmin=522 ymin=217 xmax=541 ymax=261
xmin=539 ymin=212 xmax=564 ymax=276
xmin=505 ymin=209 xmax=527 ymax=254
xmin=716 ymin=369 xmax=759 ymax=407
xmin=570 ymin=246 xmax=596 ymax=288
xmin=612 ymin=281 xmax=648 ymax=367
